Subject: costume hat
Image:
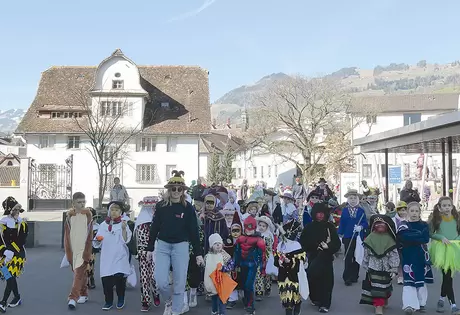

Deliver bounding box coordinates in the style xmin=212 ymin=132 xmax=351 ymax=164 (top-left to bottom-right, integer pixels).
xmin=164 ymin=170 xmax=189 ymax=190
xmin=256 ymin=215 xmax=274 ymax=232
xmin=2 ymin=196 xmax=24 ymax=215
xmin=279 ymin=219 xmax=301 ymax=241
xmin=107 ymin=201 xmax=126 ymax=214
xmin=396 ymin=201 xmax=407 ymax=209
xmin=243 ymin=216 xmax=257 ymax=232
xmin=231 ymin=211 xmax=242 ymax=229
xmin=318 ymin=177 xmax=327 ymax=184
xmin=344 ymin=189 xmax=359 ymax=198
xmin=220 ymin=202 xmax=236 ymax=215
xmin=209 ymin=233 xmax=223 ymax=249
xmin=280 ymin=190 xmax=295 ymax=201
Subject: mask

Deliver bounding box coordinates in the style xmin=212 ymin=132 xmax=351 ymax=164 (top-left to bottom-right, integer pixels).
xmin=231 ymin=227 xmax=242 ymax=239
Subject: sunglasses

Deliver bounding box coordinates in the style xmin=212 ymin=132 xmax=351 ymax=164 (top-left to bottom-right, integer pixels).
xmin=206 ymin=201 xmax=214 ymax=205
xmin=171 ymin=187 xmax=183 ymax=192
xmin=231 ymin=229 xmax=241 ymax=233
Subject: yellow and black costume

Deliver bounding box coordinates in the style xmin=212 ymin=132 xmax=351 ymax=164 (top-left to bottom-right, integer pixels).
xmin=0 ymin=196 xmax=28 ymax=312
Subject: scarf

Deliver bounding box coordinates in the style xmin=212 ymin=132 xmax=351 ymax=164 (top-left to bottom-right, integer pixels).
xmin=105 ymin=216 xmax=122 ymax=232
xmin=363 ymin=232 xmax=397 ymax=258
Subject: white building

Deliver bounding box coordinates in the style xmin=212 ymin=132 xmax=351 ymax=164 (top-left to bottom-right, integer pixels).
xmin=351 ymin=93 xmax=460 ymax=196
xmin=15 ymin=49 xmax=211 ymax=210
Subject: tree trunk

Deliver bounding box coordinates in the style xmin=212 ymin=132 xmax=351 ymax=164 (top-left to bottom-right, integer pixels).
xmin=98 ymin=168 xmax=104 ymax=209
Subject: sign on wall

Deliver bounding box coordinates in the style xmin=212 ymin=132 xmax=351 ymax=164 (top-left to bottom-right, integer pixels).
xmin=339 ymin=172 xmax=360 ymax=204
xmin=388 ymin=166 xmax=402 ymax=184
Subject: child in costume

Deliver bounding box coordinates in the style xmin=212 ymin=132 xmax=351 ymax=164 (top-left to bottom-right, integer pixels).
xmin=300 ymin=202 xmax=341 ymax=313
xmin=0 ymin=197 xmax=28 ymax=312
xmin=134 ymin=197 xmax=161 ymax=312
xmin=204 ymin=233 xmax=235 ymax=315
xmin=224 ymin=213 xmax=243 ymax=309
xmin=394 ymin=201 xmax=408 ymax=285
xmin=64 ymin=192 xmax=93 ymax=310
xmin=384 ymin=202 xmax=396 ymax=218
xmin=338 ymin=189 xmax=368 ymax=286
xmin=428 ymin=196 xmax=460 ymax=314
xmin=279 ymin=191 xmax=298 ymax=224
xmin=94 ymin=201 xmax=132 ymax=311
xmin=359 ymin=214 xmax=400 ymax=315
xmin=204 ymin=194 xmax=229 ymax=253
xmin=276 ymin=219 xmax=307 ymax=315
xmin=255 ymin=216 xmax=274 ymax=300
xmin=303 ymin=191 xmax=321 ymax=226
xmin=234 ymin=216 xmax=266 ymax=315
xmin=242 ymin=201 xmax=259 ymax=221
xmin=397 ymin=201 xmax=433 ymax=314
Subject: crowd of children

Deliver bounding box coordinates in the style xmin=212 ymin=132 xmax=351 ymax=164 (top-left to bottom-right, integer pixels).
xmin=0 ymin=173 xmax=458 ymax=315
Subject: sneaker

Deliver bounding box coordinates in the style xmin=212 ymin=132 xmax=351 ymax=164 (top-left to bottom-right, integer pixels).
xmin=153 ymin=294 xmax=161 ymax=307
xmin=255 ymin=295 xmax=263 ymax=301
xmin=319 ymin=307 xmax=329 ymax=313
xmin=212 ymin=312 xmax=218 ymax=315
xmin=397 ymin=277 xmax=404 ymax=285
xmin=77 ymin=296 xmax=88 ymax=304
xmin=375 ymin=306 xmax=383 ymax=315
xmin=419 ymin=305 xmax=426 ymax=313
xmin=0 ymin=303 xmax=5 ymax=313
xmin=163 ymin=301 xmax=172 ymax=315
xmin=8 ymin=296 xmax=21 ymax=307
xmin=189 ymin=294 xmax=197 ymax=308
xmin=116 ymin=297 xmax=125 ymax=309
xmin=180 ymin=303 xmax=189 ymax=314
xmin=226 ymin=301 xmax=237 ymax=309
xmin=452 ymin=306 xmax=460 ymax=315
xmin=68 ymin=299 xmax=77 ymax=310
xmin=404 ymin=307 xmax=415 ymax=315
xmin=437 ymin=300 xmax=445 ymax=313
xmin=102 ymin=303 xmax=113 ymax=311
xmin=141 ymin=303 xmax=150 ymax=312
xmin=265 ymin=289 xmax=271 ymax=297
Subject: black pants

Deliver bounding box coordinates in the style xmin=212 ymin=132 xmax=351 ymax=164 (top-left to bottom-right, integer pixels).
xmin=188 ymin=255 xmax=201 ymax=289
xmin=2 ymin=277 xmax=19 ymax=303
xmin=342 ymin=238 xmax=360 ymax=283
xmin=102 ymin=273 xmax=126 ymax=304
xmin=441 ymin=270 xmax=456 ymax=304
xmin=308 ymin=263 xmax=334 ymax=309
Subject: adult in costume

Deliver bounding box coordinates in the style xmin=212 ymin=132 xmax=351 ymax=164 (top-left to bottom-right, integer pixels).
xmin=0 ymin=197 xmax=28 ymax=312
xmin=135 ymin=196 xmax=160 ymax=312
xmin=146 ymin=171 xmax=203 ymax=315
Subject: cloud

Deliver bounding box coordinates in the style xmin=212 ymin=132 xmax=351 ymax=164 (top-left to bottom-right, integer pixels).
xmin=168 ymin=0 xmax=218 ymax=22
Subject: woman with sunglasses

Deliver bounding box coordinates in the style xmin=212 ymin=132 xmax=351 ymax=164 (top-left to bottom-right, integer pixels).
xmin=146 ymin=170 xmax=204 ymax=315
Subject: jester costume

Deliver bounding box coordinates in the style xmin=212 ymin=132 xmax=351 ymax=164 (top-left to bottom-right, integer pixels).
xmin=0 ymin=197 xmax=28 ymax=311
xmin=135 ymin=197 xmax=160 ymax=312
xmin=234 ymin=216 xmax=266 ymax=315
xmin=87 ymin=207 xmax=99 ymax=290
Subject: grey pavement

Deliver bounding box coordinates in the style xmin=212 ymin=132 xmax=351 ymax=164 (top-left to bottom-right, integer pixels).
xmin=4 ymin=212 xmax=459 ymax=314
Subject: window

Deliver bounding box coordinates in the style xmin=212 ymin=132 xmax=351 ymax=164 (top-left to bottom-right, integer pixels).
xmin=161 ymin=102 xmax=170 ymax=109
xmin=403 ymin=113 xmax=421 ymax=126
xmin=268 ymin=165 xmax=272 ymax=178
xmin=39 ymin=135 xmax=55 ymax=148
xmin=260 ymin=166 xmax=264 ymax=179
xmin=253 ymin=167 xmax=257 ymax=178
xmin=67 ymin=136 xmax=80 ymax=149
xmin=100 ymin=101 xmax=132 ymax=117
xmin=366 ymin=115 xmax=377 ymax=124
xmin=136 ymin=164 xmax=158 ymax=183
xmin=112 ymin=80 xmax=124 ymax=89
xmin=51 ymin=112 xmax=82 ymax=119
xmin=51 ymin=112 xmax=61 ymax=118
xmin=362 ymin=164 xmax=372 ymax=178
xmin=6 ymin=161 xmax=12 ymax=166
xmin=167 ymin=137 xmax=177 ymax=152
xmin=138 ymin=137 xmax=156 ymax=152
xmin=166 ymin=165 xmax=177 ymax=180
xmin=237 ymin=168 xmax=242 ymax=179
xmin=104 ymin=146 xmax=117 ymax=163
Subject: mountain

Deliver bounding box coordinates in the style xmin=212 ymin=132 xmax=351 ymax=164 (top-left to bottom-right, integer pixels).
xmin=212 ymin=60 xmax=460 ymax=122
xmin=0 ymin=109 xmax=26 ymax=134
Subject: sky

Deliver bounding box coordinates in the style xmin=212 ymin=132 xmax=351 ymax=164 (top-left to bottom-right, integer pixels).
xmin=1 ymin=0 xmax=460 ymax=110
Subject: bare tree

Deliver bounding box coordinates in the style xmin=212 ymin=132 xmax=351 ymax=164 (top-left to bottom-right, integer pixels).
xmin=72 ymin=90 xmax=155 ymax=208
xmin=245 ymin=75 xmax=375 ymax=183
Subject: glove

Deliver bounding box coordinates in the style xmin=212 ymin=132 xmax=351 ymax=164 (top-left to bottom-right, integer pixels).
xmin=4 ymin=250 xmax=13 ymax=262
xmin=353 ymin=225 xmax=363 ymax=233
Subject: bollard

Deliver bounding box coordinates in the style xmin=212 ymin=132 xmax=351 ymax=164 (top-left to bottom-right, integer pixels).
xmin=25 ymin=221 xmax=39 ymax=248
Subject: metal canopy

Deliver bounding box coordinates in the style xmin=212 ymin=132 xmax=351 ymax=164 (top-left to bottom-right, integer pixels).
xmin=353 ymin=111 xmax=460 ymax=154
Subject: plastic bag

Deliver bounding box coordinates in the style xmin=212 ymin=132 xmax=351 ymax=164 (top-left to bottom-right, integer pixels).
xmin=298 ymin=266 xmax=309 ymax=300
xmin=265 ymin=255 xmax=278 ymax=276
xmin=60 ymin=255 xmax=70 ymax=268
xmin=354 ymin=235 xmax=364 ymax=265
xmin=127 ymin=264 xmax=137 ymax=287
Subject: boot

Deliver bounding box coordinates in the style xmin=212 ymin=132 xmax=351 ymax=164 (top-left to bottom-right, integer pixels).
xmin=285 ymin=307 xmax=294 ymax=315
xmin=89 ymin=275 xmax=96 ymax=289
xmin=294 ymin=304 xmax=301 ymax=315
xmin=375 ymin=306 xmax=383 ymax=315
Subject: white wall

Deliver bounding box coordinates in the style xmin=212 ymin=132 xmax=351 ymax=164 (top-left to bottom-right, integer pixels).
xmin=199 ymin=153 xmax=208 ymax=180
xmin=25 ymin=134 xmax=200 ymax=208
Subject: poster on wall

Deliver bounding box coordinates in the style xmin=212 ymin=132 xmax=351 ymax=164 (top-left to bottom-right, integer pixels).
xmin=339 ymin=172 xmax=361 ymax=204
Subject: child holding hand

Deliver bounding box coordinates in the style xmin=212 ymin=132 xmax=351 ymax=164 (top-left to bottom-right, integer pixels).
xmin=94 ymin=201 xmax=132 ymax=311
xmin=204 ymin=233 xmax=235 ymax=315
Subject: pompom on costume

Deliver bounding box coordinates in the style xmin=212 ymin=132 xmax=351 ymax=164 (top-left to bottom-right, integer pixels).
xmin=359 ymin=215 xmax=400 ymax=315
xmin=275 ymin=219 xmax=307 ymax=315
xmin=0 ymin=197 xmax=28 ymax=310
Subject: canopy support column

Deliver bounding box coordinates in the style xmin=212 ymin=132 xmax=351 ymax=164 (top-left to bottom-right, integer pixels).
xmin=384 ymin=149 xmax=389 ymax=203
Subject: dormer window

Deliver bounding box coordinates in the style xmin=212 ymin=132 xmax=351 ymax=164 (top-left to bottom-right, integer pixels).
xmin=161 ymin=102 xmax=170 ymax=109
xmin=114 ymin=72 xmax=121 ymax=78
xmin=112 ymin=80 xmax=124 ymax=89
